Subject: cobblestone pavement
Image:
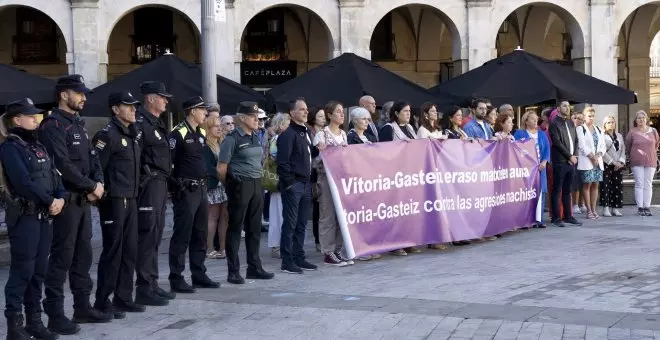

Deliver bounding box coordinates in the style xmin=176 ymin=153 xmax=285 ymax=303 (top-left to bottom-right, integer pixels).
xmin=2 ymin=206 xmax=660 ymax=339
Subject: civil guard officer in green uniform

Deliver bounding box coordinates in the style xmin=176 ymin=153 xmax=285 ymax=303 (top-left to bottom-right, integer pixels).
xmin=167 ymin=96 xmax=220 ymax=293
xmin=0 ymin=98 xmax=67 ymax=340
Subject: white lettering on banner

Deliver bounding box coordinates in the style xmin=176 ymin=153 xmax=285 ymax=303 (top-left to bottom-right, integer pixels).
xmin=344 ymin=200 xmax=421 ymax=224
xmin=340 ymin=168 xmax=531 ymax=196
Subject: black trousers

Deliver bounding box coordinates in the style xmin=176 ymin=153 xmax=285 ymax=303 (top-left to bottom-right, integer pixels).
xmin=600 ymin=165 xmax=623 ymax=208
xmin=95 ymin=198 xmax=138 ymax=305
xmin=225 ymin=177 xmax=263 ymax=275
xmin=551 ymin=162 xmax=575 ymax=221
xmin=43 ymin=195 xmax=93 ymax=316
xmin=5 ymin=214 xmax=51 ymax=317
xmin=168 ymin=185 xmax=208 ymax=282
xmin=135 ymin=178 xmax=168 ymax=294
xmin=312 ymin=198 xmax=320 ymax=245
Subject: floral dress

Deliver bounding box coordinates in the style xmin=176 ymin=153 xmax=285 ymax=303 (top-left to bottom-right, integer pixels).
xmin=581 ymin=129 xmax=604 ymax=183
xmin=206 ymin=149 xmax=228 ymax=204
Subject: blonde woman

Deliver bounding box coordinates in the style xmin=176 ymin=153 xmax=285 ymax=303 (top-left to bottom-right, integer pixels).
xmin=203 ymin=115 xmax=228 ymax=259
xmin=626 ymin=110 xmax=660 ymax=216
xmin=267 ymin=113 xmax=291 ymax=259
xmin=314 ymin=101 xmax=352 ymax=266
xmin=576 ymin=107 xmax=606 ymax=219
xmin=600 ymin=116 xmax=626 ymax=217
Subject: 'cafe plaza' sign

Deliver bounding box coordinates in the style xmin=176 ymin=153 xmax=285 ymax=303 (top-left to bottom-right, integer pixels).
xmin=240 ymin=60 xmax=297 ymax=86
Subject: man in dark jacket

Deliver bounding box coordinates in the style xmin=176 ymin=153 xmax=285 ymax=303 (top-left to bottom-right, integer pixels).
xmin=548 ymin=101 xmax=583 ymax=228
xmin=277 ymin=98 xmax=319 ymax=274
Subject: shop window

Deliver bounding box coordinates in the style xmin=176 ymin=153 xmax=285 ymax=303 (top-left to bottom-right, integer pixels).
xmin=243 ymin=8 xmax=287 ymax=61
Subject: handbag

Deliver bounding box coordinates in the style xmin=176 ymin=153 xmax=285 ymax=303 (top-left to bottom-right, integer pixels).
xmin=261 ymin=139 xmax=279 ymax=192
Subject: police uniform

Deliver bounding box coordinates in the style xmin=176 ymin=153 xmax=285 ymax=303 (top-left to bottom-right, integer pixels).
xmin=0 ymin=99 xmax=64 ymax=340
xmin=133 ymin=81 xmax=175 ymax=304
xmin=91 ymin=91 xmax=145 ymax=318
xmin=219 ymin=102 xmax=274 ymax=285
xmin=39 ymin=75 xmax=111 ymax=332
xmin=167 ymin=96 xmax=220 ymax=292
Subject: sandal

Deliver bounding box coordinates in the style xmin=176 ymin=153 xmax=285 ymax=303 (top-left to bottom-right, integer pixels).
xmin=206 ymin=250 xmax=219 ymax=259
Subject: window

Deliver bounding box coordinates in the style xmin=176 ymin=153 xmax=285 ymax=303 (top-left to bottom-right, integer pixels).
xmin=242 ymin=8 xmax=286 ymax=61
xmin=370 ymin=13 xmax=394 ymax=61
xmin=131 ymin=8 xmax=176 ymax=64
xmin=13 ymin=7 xmax=59 ymax=64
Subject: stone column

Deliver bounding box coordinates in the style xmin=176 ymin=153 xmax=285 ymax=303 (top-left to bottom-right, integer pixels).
xmin=216 ymin=0 xmax=238 ymax=82
xmin=70 ymin=0 xmax=103 ymax=87
xmin=466 ymin=0 xmax=496 ymax=70
xmin=589 ymin=0 xmax=619 ymax=122
xmin=339 ymin=0 xmax=370 ymax=59
xmin=202 ymin=0 xmax=218 ymax=106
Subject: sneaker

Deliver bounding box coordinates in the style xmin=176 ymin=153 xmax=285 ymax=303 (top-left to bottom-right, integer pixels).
xmin=579 ymin=205 xmax=588 ymax=214
xmin=207 ymin=250 xmax=219 ymax=259
xmin=572 ymin=205 xmax=581 ymax=215
xmin=358 ymin=255 xmax=372 ymax=261
xmin=324 ymin=253 xmax=348 ymax=267
xmin=271 ymin=247 xmax=281 ymax=259
xmin=390 ymin=249 xmax=407 ymax=256
xmin=638 ymin=208 xmax=646 ymax=216
xmin=551 ymin=219 xmax=566 ymax=228
xmin=645 ymin=208 xmax=653 ymax=216
xmin=603 ymin=206 xmax=612 ymax=217
xmin=281 ymin=263 xmax=303 ymax=274
xmin=563 ymin=217 xmax=583 ymax=226
xmin=612 ymin=209 xmax=623 ymax=217
xmin=297 ymin=260 xmax=318 ymax=271
xmin=335 ymin=252 xmax=354 ymax=265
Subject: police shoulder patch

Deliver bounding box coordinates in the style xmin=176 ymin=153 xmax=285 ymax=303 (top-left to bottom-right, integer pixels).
xmin=169 ymin=137 xmax=176 ymax=149
xmin=95 ymin=140 xmax=106 ymax=151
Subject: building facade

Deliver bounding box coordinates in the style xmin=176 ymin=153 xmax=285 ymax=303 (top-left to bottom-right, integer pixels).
xmin=0 ymin=0 xmax=658 ymax=132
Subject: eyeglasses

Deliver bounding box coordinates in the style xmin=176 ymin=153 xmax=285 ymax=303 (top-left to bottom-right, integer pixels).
xmin=258 ymin=118 xmax=267 ymax=121
xmin=224 ymin=122 xmax=234 ymax=125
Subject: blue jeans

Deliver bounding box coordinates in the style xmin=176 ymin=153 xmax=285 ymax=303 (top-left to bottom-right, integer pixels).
xmin=280 ymin=181 xmax=311 ymax=266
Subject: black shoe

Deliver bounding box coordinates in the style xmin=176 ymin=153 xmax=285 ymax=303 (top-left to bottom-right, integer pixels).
xmin=112 ymin=299 xmax=146 ymax=313
xmin=25 ymin=313 xmax=58 ymax=340
xmin=192 ymin=276 xmax=221 ymax=288
xmin=227 ymin=272 xmax=245 ymax=285
xmin=281 ymin=263 xmax=303 ymax=274
xmin=72 ymin=306 xmax=112 ymax=324
xmin=6 ymin=314 xmax=34 ymax=340
xmin=295 ymin=260 xmax=318 ymax=271
xmin=154 ymin=286 xmax=176 ymax=300
xmin=246 ymin=267 xmax=275 ymax=280
xmin=563 ymin=217 xmax=582 ymax=226
xmin=170 ymin=280 xmax=196 ymax=293
xmin=46 ymin=315 xmax=80 ymax=335
xmin=136 ymin=292 xmax=169 ymax=306
xmin=536 ymin=223 xmax=547 ymax=228
xmin=551 ymin=220 xmax=566 ymax=228
xmin=645 ymin=208 xmax=653 ymax=216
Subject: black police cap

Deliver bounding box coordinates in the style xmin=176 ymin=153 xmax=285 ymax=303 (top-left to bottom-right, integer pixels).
xmin=139 ymin=81 xmax=172 ymax=98
xmin=182 ymin=96 xmax=211 ymax=111
xmin=108 ymin=91 xmax=140 ymax=108
xmin=55 ymin=74 xmax=92 ymax=93
xmin=236 ymin=101 xmax=260 ymax=115
xmin=4 ymin=98 xmax=43 ymax=118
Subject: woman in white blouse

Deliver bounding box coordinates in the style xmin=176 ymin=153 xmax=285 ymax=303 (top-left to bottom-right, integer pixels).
xmin=600 ymin=115 xmax=626 ymax=217
xmin=417 ymin=102 xmax=447 ymax=140
xmin=313 ymin=101 xmax=353 ymax=267
xmin=576 ymin=107 xmax=606 ymax=219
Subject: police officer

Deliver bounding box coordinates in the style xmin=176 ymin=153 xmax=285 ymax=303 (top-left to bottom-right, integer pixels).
xmin=218 ymin=102 xmax=274 ymax=285
xmin=0 ymin=99 xmax=65 ymax=340
xmin=168 ymin=96 xmax=220 ymax=292
xmin=134 ymin=81 xmax=174 ymax=305
xmin=39 ymin=75 xmax=111 ymax=334
xmin=91 ymin=91 xmax=145 ymax=319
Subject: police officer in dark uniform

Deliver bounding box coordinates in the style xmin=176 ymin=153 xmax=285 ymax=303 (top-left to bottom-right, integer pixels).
xmin=39 ymin=75 xmax=111 ymax=334
xmin=91 ymin=91 xmax=145 ymax=319
xmin=218 ymin=102 xmax=274 ymax=285
xmin=0 ymin=99 xmax=65 ymax=340
xmin=168 ymin=96 xmax=220 ymax=292
xmin=134 ymin=81 xmax=174 ymax=305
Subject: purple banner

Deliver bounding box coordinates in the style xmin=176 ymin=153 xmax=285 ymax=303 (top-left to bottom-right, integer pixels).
xmin=321 ymin=139 xmax=541 ymax=258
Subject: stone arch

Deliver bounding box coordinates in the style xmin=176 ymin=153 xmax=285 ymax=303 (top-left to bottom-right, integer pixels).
xmin=235 ymin=1 xmax=339 ymax=57
xmin=613 ymin=0 xmax=660 ymax=47
xmin=364 ymin=1 xmax=465 ymax=61
xmin=492 ymin=1 xmax=588 ymax=60
xmin=102 ymin=0 xmax=201 ymax=49
xmin=0 ymin=1 xmax=72 ymax=52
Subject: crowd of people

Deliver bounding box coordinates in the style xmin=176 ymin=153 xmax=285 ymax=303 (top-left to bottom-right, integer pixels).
xmin=0 ymin=73 xmax=657 ymax=339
